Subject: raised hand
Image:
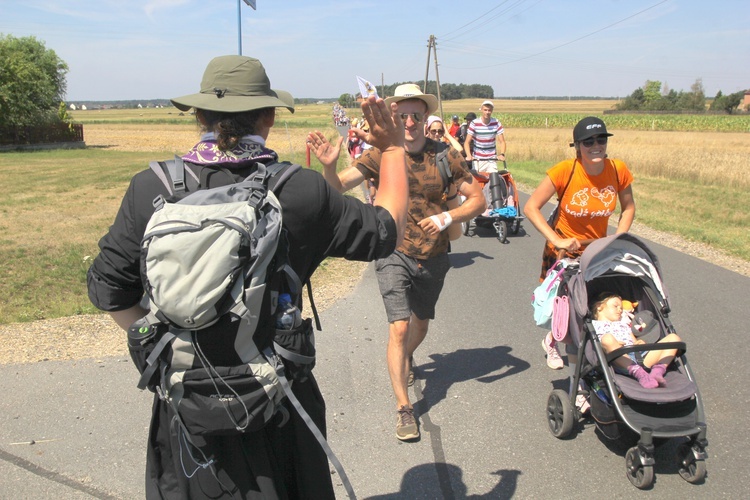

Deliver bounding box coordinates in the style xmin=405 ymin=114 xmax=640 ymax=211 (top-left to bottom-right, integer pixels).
xmin=358 ymin=95 xmax=404 ymax=153
xmin=306 ymin=131 xmax=343 ymax=170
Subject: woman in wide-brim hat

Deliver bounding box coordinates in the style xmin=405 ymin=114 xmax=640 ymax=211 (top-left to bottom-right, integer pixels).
xmin=87 ymin=54 xmax=409 ymax=499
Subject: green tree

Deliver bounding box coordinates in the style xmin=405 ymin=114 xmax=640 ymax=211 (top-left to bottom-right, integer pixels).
xmin=677 ymin=78 xmax=706 ymax=112
xmin=338 ymin=93 xmax=355 ymax=108
xmin=615 ymin=87 xmax=645 ymax=110
xmin=642 ymin=80 xmax=662 ymax=108
xmin=0 ymin=34 xmax=69 ymax=128
xmin=723 ymin=91 xmax=743 ymax=114
xmin=710 ymin=90 xmax=743 ymax=114
xmin=440 ymin=83 xmax=461 ymax=100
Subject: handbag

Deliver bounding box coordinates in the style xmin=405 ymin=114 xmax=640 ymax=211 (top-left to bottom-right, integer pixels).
xmin=531 ymin=260 xmax=568 ymax=329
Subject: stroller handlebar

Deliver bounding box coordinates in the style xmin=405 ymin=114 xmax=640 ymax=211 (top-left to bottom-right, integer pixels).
xmin=555 ymin=238 xmax=597 ymax=261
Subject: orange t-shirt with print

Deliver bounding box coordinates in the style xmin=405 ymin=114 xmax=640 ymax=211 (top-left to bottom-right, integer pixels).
xmin=549 ymin=157 xmax=633 ymax=241
xmin=539 ymin=157 xmax=633 ymax=279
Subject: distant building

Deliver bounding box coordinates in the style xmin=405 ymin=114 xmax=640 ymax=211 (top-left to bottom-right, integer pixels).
xmin=69 ymin=104 xmax=77 ymax=110
xmin=81 ymin=105 xmax=87 ymax=111
xmin=742 ymin=90 xmax=750 ymax=111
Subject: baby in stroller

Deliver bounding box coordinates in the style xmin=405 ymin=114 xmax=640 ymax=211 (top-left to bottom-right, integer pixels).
xmin=591 ymin=292 xmax=683 ymax=389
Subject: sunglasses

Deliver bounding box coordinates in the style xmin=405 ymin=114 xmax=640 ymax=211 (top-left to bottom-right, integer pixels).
xmin=429 ymin=128 xmax=445 ymax=136
xmin=580 ymin=136 xmax=608 ymax=147
xmin=399 ymin=112 xmax=423 ymax=123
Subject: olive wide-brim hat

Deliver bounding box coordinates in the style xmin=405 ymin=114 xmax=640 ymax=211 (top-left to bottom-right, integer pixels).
xmin=171 ymin=55 xmax=294 ymax=113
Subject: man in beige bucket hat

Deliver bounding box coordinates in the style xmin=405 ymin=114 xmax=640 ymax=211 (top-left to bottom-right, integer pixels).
xmin=88 ymin=54 xmax=409 ymax=498
xmin=307 ymin=83 xmax=484 ymax=442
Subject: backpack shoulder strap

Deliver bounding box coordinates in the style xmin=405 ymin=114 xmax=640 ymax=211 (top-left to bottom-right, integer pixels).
xmin=435 ymin=145 xmax=453 ymax=194
xmin=262 ymin=161 xmax=322 ymax=330
xmin=149 ymin=155 xmax=186 ymax=196
xmin=149 ymin=155 xmax=241 ymax=196
xmin=266 ymin=161 xmax=302 ymax=193
xmin=557 ymin=159 xmax=577 ymax=201
xmin=608 ymin=158 xmax=620 ymax=191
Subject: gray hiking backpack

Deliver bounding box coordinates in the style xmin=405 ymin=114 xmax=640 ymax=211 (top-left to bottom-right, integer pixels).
xmin=126 ymin=157 xmax=355 ymax=498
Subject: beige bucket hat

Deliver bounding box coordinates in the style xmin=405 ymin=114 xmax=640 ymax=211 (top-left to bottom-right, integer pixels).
xmin=171 ymin=55 xmax=294 ymax=113
xmin=384 ymin=83 xmax=438 ymax=116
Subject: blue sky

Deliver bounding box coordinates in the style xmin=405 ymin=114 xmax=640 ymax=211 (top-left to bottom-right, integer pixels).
xmin=2 ymin=0 xmax=748 ymax=102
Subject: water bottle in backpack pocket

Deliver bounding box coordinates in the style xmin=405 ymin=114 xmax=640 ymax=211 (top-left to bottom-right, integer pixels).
xmin=273 ymin=292 xmax=315 ymax=382
xmin=127 ymin=316 xmax=166 ymax=392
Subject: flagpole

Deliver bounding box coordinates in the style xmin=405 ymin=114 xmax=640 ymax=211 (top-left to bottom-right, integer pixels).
xmin=237 ymin=0 xmax=243 ymax=55
xmin=238 ymin=0 xmax=257 ymax=55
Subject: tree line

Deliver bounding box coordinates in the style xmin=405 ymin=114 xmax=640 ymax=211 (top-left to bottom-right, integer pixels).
xmin=615 ymin=79 xmax=746 ymax=114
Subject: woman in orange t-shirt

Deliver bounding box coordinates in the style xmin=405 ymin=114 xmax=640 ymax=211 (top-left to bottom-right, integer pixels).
xmin=524 ymin=116 xmax=636 ymax=384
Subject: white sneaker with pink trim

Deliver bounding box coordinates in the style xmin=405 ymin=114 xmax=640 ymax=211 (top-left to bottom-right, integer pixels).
xmin=542 ymin=332 xmax=564 ymax=370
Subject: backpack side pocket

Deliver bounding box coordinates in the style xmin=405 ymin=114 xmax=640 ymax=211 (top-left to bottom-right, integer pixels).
xmin=127 ymin=319 xmax=165 ymax=392
xmin=273 ymin=318 xmax=316 ymax=382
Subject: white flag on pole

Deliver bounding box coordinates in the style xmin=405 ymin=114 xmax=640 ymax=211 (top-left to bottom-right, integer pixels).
xmin=356 ymin=76 xmax=379 ymax=99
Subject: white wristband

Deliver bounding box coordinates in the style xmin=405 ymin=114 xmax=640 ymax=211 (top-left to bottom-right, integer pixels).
xmin=429 ymin=212 xmax=453 ymax=232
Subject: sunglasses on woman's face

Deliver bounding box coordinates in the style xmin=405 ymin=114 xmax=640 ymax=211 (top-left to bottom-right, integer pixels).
xmin=580 ymin=136 xmax=608 ymax=147
xmin=399 ymin=112 xmax=423 ymax=123
xmin=429 ymin=128 xmax=445 ymax=136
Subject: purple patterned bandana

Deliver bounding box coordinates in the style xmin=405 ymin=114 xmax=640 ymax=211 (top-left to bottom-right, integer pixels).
xmin=181 ymin=134 xmax=278 ymax=167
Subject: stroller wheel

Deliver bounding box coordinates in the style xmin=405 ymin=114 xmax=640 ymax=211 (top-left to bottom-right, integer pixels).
xmin=625 ymin=446 xmax=655 ymax=489
xmin=510 ymin=217 xmax=521 ymax=235
xmin=677 ymin=443 xmax=707 ymax=484
xmin=494 ymin=220 xmax=508 ymax=243
xmin=546 ymin=389 xmax=574 ymax=438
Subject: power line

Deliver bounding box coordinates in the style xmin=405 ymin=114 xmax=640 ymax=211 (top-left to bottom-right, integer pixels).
xmin=444 ymin=0 xmax=670 ymax=70
xmin=437 ymin=1 xmax=513 ymax=40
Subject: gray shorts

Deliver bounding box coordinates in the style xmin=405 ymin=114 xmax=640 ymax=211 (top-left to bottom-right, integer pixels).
xmin=375 ymin=250 xmax=451 ymax=323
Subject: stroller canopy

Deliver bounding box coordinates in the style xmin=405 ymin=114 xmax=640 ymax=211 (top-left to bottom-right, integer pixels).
xmin=569 ymin=233 xmax=669 ymax=318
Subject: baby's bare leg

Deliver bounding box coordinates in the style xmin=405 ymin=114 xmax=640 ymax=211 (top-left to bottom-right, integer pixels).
xmin=600 ymin=334 xmax=632 ymax=370
xmin=643 ymin=333 xmax=681 ymax=368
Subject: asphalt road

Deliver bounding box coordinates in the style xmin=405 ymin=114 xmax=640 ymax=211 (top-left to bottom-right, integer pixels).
xmin=1 ymin=192 xmax=748 ymax=499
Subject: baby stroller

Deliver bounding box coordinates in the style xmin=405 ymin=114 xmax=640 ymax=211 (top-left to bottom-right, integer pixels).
xmin=546 ymin=233 xmax=708 ymax=489
xmin=460 ymin=160 xmax=523 ymax=244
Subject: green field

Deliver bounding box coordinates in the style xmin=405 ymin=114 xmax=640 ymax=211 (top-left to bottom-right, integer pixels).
xmin=72 ymin=100 xmax=750 ymax=132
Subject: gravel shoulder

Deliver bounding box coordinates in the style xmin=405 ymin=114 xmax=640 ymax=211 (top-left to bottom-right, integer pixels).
xmin=1 ymin=219 xmax=747 ymax=366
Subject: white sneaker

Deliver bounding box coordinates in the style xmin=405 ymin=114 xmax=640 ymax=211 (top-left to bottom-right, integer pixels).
xmin=542 ymin=333 xmax=563 ymax=370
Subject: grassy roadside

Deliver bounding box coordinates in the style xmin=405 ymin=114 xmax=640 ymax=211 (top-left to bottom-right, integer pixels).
xmin=0 ymin=145 xmax=324 ymax=324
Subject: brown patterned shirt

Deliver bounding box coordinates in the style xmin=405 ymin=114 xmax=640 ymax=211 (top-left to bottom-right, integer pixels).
xmin=355 ymin=139 xmax=471 ymax=259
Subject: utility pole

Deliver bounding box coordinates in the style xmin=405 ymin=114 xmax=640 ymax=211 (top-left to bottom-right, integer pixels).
xmin=423 ymin=35 xmax=443 ymax=117
xmin=432 ymin=37 xmax=443 ymax=118
xmin=423 ymin=36 xmax=432 ymax=95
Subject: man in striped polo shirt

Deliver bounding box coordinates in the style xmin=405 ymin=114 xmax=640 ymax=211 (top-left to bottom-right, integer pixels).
xmin=463 ymin=100 xmax=507 ymax=173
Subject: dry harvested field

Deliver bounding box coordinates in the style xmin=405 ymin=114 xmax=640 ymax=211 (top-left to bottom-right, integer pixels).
xmin=82 ymin=121 xmax=750 ymax=190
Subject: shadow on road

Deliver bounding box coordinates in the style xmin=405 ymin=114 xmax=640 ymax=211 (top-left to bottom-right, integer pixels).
xmin=365 ymin=463 xmax=521 ymax=499
xmin=449 ymin=250 xmax=494 ymax=269
xmin=413 ymin=346 xmax=531 ymax=415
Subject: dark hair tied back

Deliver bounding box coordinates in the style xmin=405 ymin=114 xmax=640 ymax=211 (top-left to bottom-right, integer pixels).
xmin=198 ymin=109 xmax=268 ymax=150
